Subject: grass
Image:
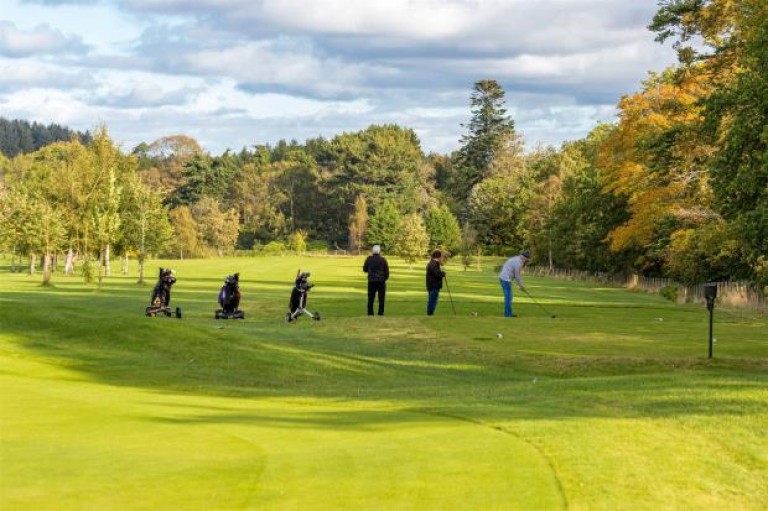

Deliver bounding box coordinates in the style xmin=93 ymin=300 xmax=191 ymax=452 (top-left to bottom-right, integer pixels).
xmin=1 ymin=255 xmax=766 ymax=510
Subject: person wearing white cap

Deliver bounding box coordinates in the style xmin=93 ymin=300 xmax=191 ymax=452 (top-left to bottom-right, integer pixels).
xmin=363 ymin=245 xmax=390 ymax=316
xmin=498 ymin=250 xmax=530 ymax=317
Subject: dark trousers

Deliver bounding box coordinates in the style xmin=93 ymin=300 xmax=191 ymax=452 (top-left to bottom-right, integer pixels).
xmin=427 ymin=288 xmax=440 ymax=315
xmin=368 ymin=281 xmax=386 ymax=315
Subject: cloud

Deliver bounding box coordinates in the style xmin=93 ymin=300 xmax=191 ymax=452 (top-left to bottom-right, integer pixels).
xmin=0 ymin=0 xmax=679 ymax=154
xmin=90 ymin=84 xmax=201 ymax=108
xmin=20 ymin=0 xmax=97 ymax=4
xmin=0 ymin=21 xmax=88 ymax=57
xmin=0 ymin=59 xmax=95 ymax=91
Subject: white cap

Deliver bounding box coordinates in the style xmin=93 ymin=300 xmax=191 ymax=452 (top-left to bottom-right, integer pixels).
xmin=372 ymin=245 xmax=381 ymax=254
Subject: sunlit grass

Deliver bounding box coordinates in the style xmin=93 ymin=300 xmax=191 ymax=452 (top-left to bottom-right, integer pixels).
xmin=1 ymin=255 xmax=766 ymax=510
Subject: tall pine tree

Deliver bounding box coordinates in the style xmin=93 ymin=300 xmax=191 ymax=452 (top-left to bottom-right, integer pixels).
xmin=453 ymin=80 xmax=516 ymax=204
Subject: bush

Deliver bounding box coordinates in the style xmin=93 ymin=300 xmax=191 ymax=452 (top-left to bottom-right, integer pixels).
xmin=81 ymin=259 xmax=95 ymax=284
xmin=263 ymin=241 xmax=287 ymax=254
xmin=660 ymin=285 xmax=678 ymax=302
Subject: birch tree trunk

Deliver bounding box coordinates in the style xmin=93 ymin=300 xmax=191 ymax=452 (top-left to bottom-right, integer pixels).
xmin=65 ymin=248 xmax=75 ymax=275
xmin=138 ymin=256 xmax=145 ymax=284
xmin=42 ymin=253 xmax=52 ymax=286
xmin=104 ymin=244 xmax=111 ymax=277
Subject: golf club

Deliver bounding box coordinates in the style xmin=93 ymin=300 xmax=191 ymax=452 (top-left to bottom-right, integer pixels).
xmin=523 ymin=288 xmax=557 ymax=318
xmin=443 ymin=273 xmax=457 ymax=315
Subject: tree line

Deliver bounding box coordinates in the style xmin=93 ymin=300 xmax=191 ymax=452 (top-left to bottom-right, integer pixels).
xmin=0 ymin=118 xmax=92 ymax=158
xmin=0 ymin=0 xmax=765 ymax=290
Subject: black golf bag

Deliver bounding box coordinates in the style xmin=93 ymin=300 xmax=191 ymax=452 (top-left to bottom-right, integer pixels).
xmin=215 ymin=273 xmax=244 ymax=319
xmin=285 ymin=271 xmax=320 ymax=323
xmin=146 ymin=268 xmax=181 ymax=318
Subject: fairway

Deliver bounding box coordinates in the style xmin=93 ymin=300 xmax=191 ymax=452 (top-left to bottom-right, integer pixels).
xmin=1 ymin=256 xmax=766 ymax=510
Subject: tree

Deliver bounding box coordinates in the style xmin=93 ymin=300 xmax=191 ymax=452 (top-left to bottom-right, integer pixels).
xmin=89 ymin=127 xmax=128 ymax=281
xmin=121 ymin=174 xmax=172 ymax=283
xmin=649 ymin=0 xmax=741 ymax=67
xmin=0 ymin=186 xmax=65 ymax=283
xmin=138 ymin=135 xmax=203 ymax=198
xmin=169 ymin=152 xmax=238 ymax=207
xmin=231 ymin=161 xmax=287 ymax=246
xmin=547 ymin=156 xmax=630 ymax=273
xmin=324 ymin=124 xmax=428 ymax=242
xmin=467 ymin=174 xmax=533 ymax=250
xmin=395 ymin=213 xmax=429 ymax=267
xmin=272 ymin=149 xmax=322 ymax=233
xmin=0 ymin=118 xmax=90 ymax=158
xmin=366 ymin=200 xmax=402 ymax=253
xmin=453 ymin=80 xmax=516 ymax=202
xmin=458 ymin=222 xmax=479 ymax=271
xmin=424 ymin=205 xmax=461 ymax=253
xmin=168 ymin=206 xmax=200 ymax=258
xmin=529 ymin=126 xmax=628 ymax=272
xmin=191 ymin=197 xmax=239 ymax=257
xmin=701 ymin=0 xmax=768 ymax=282
xmin=597 ymin=69 xmax=716 ymax=276
xmin=348 ymin=194 xmax=368 ymax=253
xmin=290 ymin=230 xmax=308 ymax=254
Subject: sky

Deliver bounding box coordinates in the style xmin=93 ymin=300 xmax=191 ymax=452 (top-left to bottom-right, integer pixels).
xmin=0 ymin=0 xmax=678 ymax=156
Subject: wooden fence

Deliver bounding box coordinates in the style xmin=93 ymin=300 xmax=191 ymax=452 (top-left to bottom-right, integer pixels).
xmin=527 ymin=266 xmax=768 ymax=312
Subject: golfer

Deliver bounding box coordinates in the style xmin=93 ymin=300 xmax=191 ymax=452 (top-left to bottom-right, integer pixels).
xmin=426 ymin=250 xmax=445 ymax=316
xmin=363 ymin=245 xmax=390 ymax=316
xmin=499 ymin=250 xmax=530 ymax=317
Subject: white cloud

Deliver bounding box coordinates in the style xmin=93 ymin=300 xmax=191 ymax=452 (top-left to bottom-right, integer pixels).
xmin=0 ymin=0 xmax=680 ymax=154
xmin=0 ymin=21 xmax=86 ymax=57
xmin=0 ymin=59 xmax=94 ymax=90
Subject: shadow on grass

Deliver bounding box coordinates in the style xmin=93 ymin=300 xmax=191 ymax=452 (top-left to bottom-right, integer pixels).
xmin=2 ymin=274 xmax=767 ymax=428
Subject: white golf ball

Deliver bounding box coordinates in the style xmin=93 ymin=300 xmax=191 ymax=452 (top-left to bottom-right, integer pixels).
xmin=496 ymin=332 xmax=503 ymax=338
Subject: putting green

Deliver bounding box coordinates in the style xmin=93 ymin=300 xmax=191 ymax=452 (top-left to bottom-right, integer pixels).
xmin=3 ymin=354 xmax=563 ymax=510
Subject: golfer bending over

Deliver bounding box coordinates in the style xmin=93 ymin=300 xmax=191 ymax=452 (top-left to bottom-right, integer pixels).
xmin=363 ymin=245 xmax=390 ymax=316
xmin=426 ymin=250 xmax=445 ymax=316
xmin=499 ymin=250 xmax=530 ymax=317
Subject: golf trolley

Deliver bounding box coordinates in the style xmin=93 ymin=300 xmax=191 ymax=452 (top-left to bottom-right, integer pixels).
xmin=285 ymin=271 xmax=320 ymax=323
xmin=146 ymin=268 xmax=182 ymax=318
xmin=215 ymin=272 xmax=245 ymax=319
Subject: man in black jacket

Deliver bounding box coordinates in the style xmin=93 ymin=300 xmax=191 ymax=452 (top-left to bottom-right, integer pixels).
xmin=363 ymin=245 xmax=390 ymax=316
xmin=425 ymin=250 xmax=445 ymax=316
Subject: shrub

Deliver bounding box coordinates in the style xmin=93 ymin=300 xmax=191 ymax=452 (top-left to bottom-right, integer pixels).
xmin=660 ymin=285 xmax=678 ymax=302
xmin=263 ymin=241 xmax=287 ymax=254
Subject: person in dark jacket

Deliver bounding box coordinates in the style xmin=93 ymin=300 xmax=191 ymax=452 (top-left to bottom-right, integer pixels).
xmin=425 ymin=250 xmax=445 ymax=316
xmin=363 ymin=245 xmax=390 ymax=315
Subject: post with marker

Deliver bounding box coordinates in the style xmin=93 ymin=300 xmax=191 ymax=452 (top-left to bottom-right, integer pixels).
xmin=704 ymin=282 xmax=717 ymax=359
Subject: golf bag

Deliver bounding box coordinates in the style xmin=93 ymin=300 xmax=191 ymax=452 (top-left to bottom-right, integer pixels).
xmin=285 ymin=271 xmax=320 ymax=323
xmin=215 ymin=273 xmax=244 ymax=319
xmin=146 ymin=268 xmax=181 ymax=318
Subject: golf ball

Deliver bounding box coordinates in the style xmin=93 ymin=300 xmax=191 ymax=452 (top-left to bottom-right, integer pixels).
xmin=496 ymin=332 xmax=503 ymax=338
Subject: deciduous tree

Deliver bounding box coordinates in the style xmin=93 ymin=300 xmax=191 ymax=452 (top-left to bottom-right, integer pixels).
xmin=395 ymin=213 xmax=429 ymax=267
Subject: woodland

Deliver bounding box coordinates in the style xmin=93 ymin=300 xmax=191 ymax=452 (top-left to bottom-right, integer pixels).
xmin=0 ymin=0 xmax=765 ymax=291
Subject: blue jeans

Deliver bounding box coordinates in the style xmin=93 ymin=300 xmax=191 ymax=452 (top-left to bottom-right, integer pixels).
xmin=500 ymin=279 xmax=513 ymax=317
xmin=427 ymin=288 xmax=440 ymax=315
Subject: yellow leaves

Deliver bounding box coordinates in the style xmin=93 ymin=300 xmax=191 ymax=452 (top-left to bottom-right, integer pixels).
xmin=599 ymin=66 xmax=719 ymax=253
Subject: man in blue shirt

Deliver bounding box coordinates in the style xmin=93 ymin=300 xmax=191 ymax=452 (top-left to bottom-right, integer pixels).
xmin=498 ymin=250 xmax=530 ymax=317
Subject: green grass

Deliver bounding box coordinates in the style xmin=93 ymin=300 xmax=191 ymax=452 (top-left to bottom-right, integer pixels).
xmin=1 ymin=256 xmax=766 ymax=510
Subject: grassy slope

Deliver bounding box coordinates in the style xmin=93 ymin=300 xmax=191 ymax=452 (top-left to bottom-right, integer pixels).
xmin=1 ymin=256 xmax=766 ymax=510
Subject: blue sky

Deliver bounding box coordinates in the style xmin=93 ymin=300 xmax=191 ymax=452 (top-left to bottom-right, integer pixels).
xmin=0 ymin=0 xmax=677 ymax=155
